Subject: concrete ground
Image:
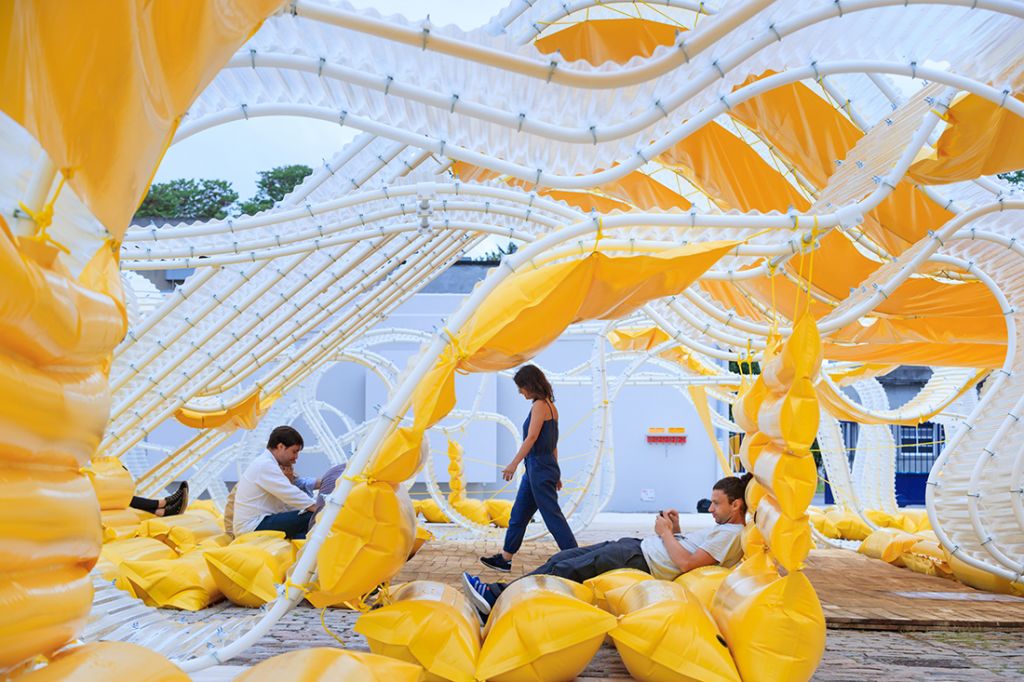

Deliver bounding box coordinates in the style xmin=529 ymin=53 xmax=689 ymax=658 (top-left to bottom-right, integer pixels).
xmin=188 ymin=513 xmax=1024 ymax=681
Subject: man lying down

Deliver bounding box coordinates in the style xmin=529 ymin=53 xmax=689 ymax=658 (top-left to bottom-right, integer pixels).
xmin=462 ymin=473 xmax=752 ymax=620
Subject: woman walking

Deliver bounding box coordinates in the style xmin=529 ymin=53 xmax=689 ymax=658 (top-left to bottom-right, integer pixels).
xmin=480 ymin=365 xmax=577 ymax=572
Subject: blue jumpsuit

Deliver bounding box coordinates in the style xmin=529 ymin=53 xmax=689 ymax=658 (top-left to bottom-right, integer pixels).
xmin=502 ymin=401 xmax=578 ymax=554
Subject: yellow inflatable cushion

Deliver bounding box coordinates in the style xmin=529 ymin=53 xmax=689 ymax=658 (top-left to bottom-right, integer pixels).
xmin=204 ymin=534 xmax=296 ymax=607
xmin=310 ymin=481 xmax=416 ymax=607
xmin=188 ymin=499 xmax=223 ymax=519
xmin=808 ymin=510 xmax=841 ymax=539
xmin=756 ymin=496 xmax=811 ymax=571
xmin=752 ymin=448 xmax=816 ymax=519
xmin=610 ymin=580 xmax=740 ymax=682
xmin=825 ymin=509 xmax=873 ymax=541
xmin=675 ymin=565 xmax=732 ymax=612
xmin=235 ymin=648 xmax=423 ymax=681
xmin=411 ymin=525 xmax=433 ymax=558
xmin=451 ymin=498 xmax=491 ymax=526
xmin=197 ymin=533 xmax=233 ymax=549
xmin=898 ymin=509 xmax=931 ymax=533
xmin=737 ymin=431 xmax=770 ymax=472
xmin=864 ymin=509 xmax=901 ymax=530
xmin=137 ymin=513 xmax=224 ymax=553
xmin=101 ymin=508 xmax=150 ymax=542
xmin=734 ymin=379 xmax=768 ymax=438
xmin=946 ymin=551 xmax=1024 ymax=596
xmin=17 ymin=641 xmax=188 ymax=681
xmin=416 ymin=498 xmax=450 ymax=523
xmin=900 ymin=551 xmax=954 ymax=579
xmin=760 ymin=314 xmax=822 ymax=394
xmin=356 ymin=581 xmax=480 ymax=682
xmin=477 ymin=575 xmax=614 ymax=682
xmin=711 ymin=551 xmax=825 ymax=682
xmin=744 ymin=479 xmax=766 ymax=514
xmin=858 ymin=529 xmax=921 ymax=565
xmin=756 ymin=377 xmax=820 ymax=453
xmin=97 ymin=537 xmax=178 ymax=594
xmin=121 ymin=548 xmax=223 ymax=611
xmin=486 ymin=499 xmax=513 ymax=527
xmin=1 ymin=565 xmax=94 ymax=670
xmin=583 ymin=568 xmax=653 ymax=613
xmin=84 ymin=457 xmax=135 ymax=511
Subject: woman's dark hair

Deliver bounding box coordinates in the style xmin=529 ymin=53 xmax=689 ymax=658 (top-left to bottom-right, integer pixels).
xmin=267 ymin=425 xmax=304 ymax=451
xmin=713 ymin=472 xmax=753 ymax=511
xmin=513 ymin=364 xmax=554 ymax=401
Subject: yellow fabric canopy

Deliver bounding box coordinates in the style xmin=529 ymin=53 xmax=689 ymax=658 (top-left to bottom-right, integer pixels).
xmin=368 ymin=242 xmax=738 ymax=481
xmin=1 ymin=0 xmax=284 ymax=236
xmin=534 ymin=18 xmax=680 ymax=66
xmin=909 ymin=93 xmax=1024 ymax=184
xmin=175 ymin=390 xmax=280 ymax=430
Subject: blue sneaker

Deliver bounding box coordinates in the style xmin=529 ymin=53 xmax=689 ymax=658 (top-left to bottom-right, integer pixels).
xmin=462 ymin=572 xmax=497 ymax=622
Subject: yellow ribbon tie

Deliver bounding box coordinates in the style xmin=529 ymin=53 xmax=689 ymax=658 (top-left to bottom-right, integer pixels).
xmin=320 ymin=607 xmax=347 ymax=647
xmin=18 ymin=173 xmax=70 ymax=255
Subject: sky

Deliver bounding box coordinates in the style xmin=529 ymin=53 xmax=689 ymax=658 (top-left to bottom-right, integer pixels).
xmin=153 ymin=1 xmax=509 ymax=199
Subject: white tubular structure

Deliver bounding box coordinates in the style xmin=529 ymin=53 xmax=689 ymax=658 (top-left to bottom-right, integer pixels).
xmin=44 ymin=0 xmax=1017 ymax=669
xmin=847 ymin=379 xmax=899 ymax=514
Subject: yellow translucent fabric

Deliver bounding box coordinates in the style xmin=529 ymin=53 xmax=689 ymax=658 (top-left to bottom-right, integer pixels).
xmin=660 ymin=121 xmax=808 ymax=213
xmin=368 ymin=243 xmax=736 ymax=485
xmin=454 ymin=161 xmax=692 ymax=212
xmin=522 ymin=21 xmax=1004 ymax=366
xmin=355 ymin=581 xmax=481 ymax=682
xmin=534 ymin=18 xmax=680 ymax=66
xmin=689 ymin=385 xmax=733 ymax=474
xmin=909 ymin=93 xmax=1024 ymax=184
xmin=17 ymin=642 xmax=188 ymax=682
xmin=607 ymin=326 xmax=720 ymax=376
xmin=175 ymin=389 xmax=280 ymax=430
xmin=710 ymin=551 xmax=825 ymax=682
xmin=1 ymin=0 xmax=284 ymax=236
xmin=611 ymin=580 xmax=740 ymax=682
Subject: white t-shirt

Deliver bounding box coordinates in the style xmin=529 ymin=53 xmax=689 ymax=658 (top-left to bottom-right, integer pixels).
xmin=639 ymin=523 xmax=744 ymax=580
xmin=232 ymin=451 xmax=315 ymax=536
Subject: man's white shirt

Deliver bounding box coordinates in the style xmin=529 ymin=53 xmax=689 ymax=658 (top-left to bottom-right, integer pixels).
xmin=232 ymin=450 xmax=315 ymax=536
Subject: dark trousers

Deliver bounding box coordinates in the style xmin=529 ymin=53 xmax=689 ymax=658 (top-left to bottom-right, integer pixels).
xmin=255 ymin=510 xmax=314 ymax=539
xmin=130 ymin=495 xmax=159 ymax=513
xmin=503 ymin=454 xmax=578 ymax=554
xmin=492 ymin=537 xmax=649 ymax=598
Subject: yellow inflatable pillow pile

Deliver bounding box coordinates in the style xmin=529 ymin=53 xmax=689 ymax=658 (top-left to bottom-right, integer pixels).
xmin=356 ymin=581 xmax=480 ymax=682
xmin=610 ymin=580 xmax=740 ymax=682
xmin=476 ymin=575 xmax=616 ymax=681
xmin=236 ymin=648 xmax=423 ymax=681
xmin=204 ymin=531 xmax=297 ymax=607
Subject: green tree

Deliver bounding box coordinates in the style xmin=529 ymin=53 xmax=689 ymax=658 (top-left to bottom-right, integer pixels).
xmin=238 ymin=164 xmax=313 ymax=215
xmin=473 ymin=240 xmax=519 ymax=262
xmin=999 ymin=169 xmax=1024 ymax=187
xmin=135 ymin=178 xmax=238 ymax=221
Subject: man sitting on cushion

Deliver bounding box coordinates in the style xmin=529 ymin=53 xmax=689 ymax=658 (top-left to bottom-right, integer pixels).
xmin=462 ymin=473 xmax=751 ymax=619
